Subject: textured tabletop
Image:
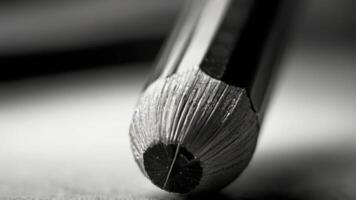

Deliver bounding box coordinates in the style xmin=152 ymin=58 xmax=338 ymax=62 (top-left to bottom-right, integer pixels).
xmin=0 ymin=44 xmax=356 ymax=200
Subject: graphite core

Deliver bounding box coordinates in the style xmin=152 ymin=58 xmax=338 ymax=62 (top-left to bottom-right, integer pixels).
xmin=143 ymin=142 xmax=202 ymax=193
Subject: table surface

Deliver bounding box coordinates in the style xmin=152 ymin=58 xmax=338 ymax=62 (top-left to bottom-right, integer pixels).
xmin=0 ymin=44 xmax=355 ymax=199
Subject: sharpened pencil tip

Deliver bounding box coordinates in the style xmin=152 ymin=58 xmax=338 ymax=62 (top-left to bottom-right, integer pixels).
xmin=143 ymin=142 xmax=203 ymax=193
xmin=130 ymin=68 xmax=259 ymax=193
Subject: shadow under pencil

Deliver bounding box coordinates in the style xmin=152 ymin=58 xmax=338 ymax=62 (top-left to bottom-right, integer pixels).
xmin=168 ymin=142 xmax=356 ymax=200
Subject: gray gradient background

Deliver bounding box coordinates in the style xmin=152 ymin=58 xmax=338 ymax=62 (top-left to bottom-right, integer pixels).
xmin=0 ymin=0 xmax=355 ymax=199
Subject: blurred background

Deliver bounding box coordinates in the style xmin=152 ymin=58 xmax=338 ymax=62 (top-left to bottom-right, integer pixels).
xmin=0 ymin=0 xmax=355 ymax=199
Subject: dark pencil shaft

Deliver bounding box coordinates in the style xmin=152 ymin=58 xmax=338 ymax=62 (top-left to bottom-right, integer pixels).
xmin=146 ymin=0 xmax=293 ymax=117
xmin=144 ymin=0 xmax=210 ymax=88
xmin=200 ymin=0 xmax=291 ymax=115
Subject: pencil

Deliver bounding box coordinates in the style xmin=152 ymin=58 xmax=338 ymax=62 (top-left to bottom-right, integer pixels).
xmin=129 ymin=0 xmax=292 ymax=194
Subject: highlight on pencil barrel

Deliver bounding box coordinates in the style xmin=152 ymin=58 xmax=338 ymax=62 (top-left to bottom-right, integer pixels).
xmin=129 ymin=0 xmax=292 ymax=194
